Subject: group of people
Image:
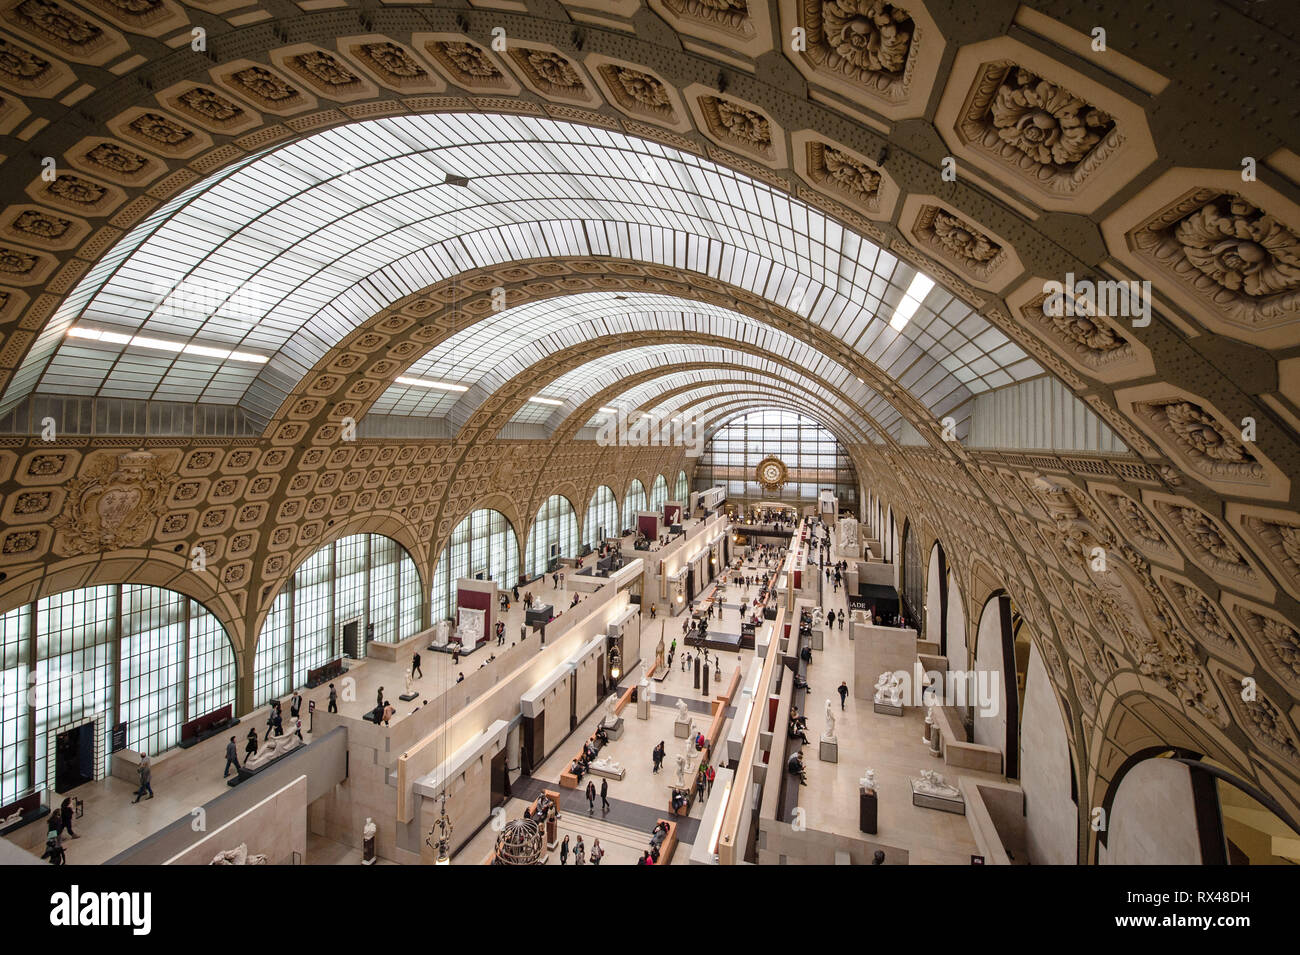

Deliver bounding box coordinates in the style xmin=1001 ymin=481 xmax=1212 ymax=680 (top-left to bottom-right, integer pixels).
xmin=40 ymin=797 xmax=80 ymax=864
xmin=557 ymin=833 xmax=603 ymax=865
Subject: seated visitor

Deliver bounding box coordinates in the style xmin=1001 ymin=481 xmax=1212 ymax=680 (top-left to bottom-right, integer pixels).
xmin=650 ymin=821 xmax=668 ymax=847
xmin=788 ymin=752 xmax=807 ymax=785
xmin=789 ymin=719 xmax=809 ymax=744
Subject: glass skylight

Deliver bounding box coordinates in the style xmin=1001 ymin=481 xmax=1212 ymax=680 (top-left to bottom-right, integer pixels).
xmin=6 ymin=113 xmax=1041 ymax=427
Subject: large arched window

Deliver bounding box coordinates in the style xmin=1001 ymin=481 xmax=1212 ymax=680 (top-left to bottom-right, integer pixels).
xmin=526 ymin=495 xmax=579 ymax=578
xmin=694 ymin=409 xmax=857 ymax=507
xmin=585 ymin=486 xmax=617 ymax=550
xmin=0 ymin=585 xmax=234 ymax=804
xmin=675 ymin=470 xmax=689 ymax=501
xmin=428 ymin=509 xmax=520 ymax=625
xmin=622 ymin=479 xmax=647 ymax=531
xmin=254 ymin=533 xmax=422 ymax=703
xmin=649 ymin=474 xmax=668 ymax=511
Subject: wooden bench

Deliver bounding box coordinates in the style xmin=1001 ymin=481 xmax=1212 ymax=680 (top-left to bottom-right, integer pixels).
xmin=651 ymin=818 xmax=678 ymax=864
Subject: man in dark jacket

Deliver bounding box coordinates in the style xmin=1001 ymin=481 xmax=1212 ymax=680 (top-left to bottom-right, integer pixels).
xmin=223 ymin=736 xmax=240 ymax=777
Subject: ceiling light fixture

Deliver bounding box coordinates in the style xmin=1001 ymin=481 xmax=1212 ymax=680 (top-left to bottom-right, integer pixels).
xmin=394 ymin=375 xmax=468 ymax=392
xmin=598 ymin=406 xmax=619 ymax=414
xmin=528 ymin=396 xmax=563 ymax=406
xmin=888 ymin=273 xmax=936 ymax=332
xmin=67 ymin=325 xmax=269 ymax=364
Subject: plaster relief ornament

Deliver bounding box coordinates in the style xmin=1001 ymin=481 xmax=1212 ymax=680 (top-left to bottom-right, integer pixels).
xmin=989 ymin=68 xmax=1114 ymax=169
xmin=360 ymin=42 xmax=425 ymax=79
xmin=819 ymin=0 xmax=913 ymax=76
xmin=613 ymin=66 xmax=670 ymax=111
xmin=53 ymin=450 xmax=174 ymax=555
xmin=525 ymin=50 xmax=580 ymax=89
xmin=712 ymin=98 xmax=771 ymax=148
xmin=931 ymin=210 xmax=1000 ymax=265
xmin=178 ymin=87 xmax=242 ymax=122
xmin=439 ymin=42 xmax=500 ymax=79
xmin=1174 ymin=197 xmax=1300 ymax=298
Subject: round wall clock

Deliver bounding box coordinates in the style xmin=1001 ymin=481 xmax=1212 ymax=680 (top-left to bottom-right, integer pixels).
xmin=755 ymin=455 xmax=788 ymax=491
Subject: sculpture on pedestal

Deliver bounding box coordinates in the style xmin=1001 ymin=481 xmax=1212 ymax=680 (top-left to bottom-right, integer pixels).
xmin=433 ymin=620 xmax=450 ymax=647
xmin=916 ymin=769 xmax=960 ymax=799
xmin=823 ymin=699 xmax=836 ymax=741
xmin=640 ymin=662 xmax=648 ymax=685
xmin=604 ymin=694 xmax=617 ymax=727
xmin=243 ymin=730 xmax=302 ymax=770
xmin=675 ymin=697 xmax=690 ymax=724
xmin=362 ymin=817 xmax=377 ymax=865
xmin=873 ymin=671 xmax=904 ymax=707
xmin=210 ymin=843 xmax=269 ymax=865
xmin=675 ymin=752 xmax=687 ymax=787
xmin=655 ymin=635 xmax=666 ymax=672
xmin=405 ymin=671 xmax=414 ymax=696
xmin=858 ymin=768 xmax=876 ymax=792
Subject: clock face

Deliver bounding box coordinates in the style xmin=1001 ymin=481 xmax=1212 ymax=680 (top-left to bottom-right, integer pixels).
xmin=755 ymin=455 xmax=787 ymax=490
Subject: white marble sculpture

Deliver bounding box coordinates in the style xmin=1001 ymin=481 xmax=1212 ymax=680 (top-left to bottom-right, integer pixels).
xmin=364 ymin=817 xmax=376 ymax=841
xmin=433 ymin=620 xmax=450 ymax=647
xmin=916 ymin=769 xmax=961 ymax=799
xmin=1 ymin=809 xmax=21 ymax=826
xmin=210 ymin=843 xmax=269 ymax=865
xmin=655 ymin=636 xmax=666 ymax=671
xmin=859 ymin=768 xmax=877 ymax=792
xmin=675 ymin=697 xmax=690 ymax=723
xmin=874 ymin=671 xmax=904 ymax=707
xmin=405 ymin=671 xmax=414 ymax=695
xmin=675 ymin=752 xmax=687 ymax=787
xmin=244 ymin=731 xmax=302 ymax=770
xmin=456 ymin=607 xmax=485 ymax=646
xmin=589 ymin=756 xmax=625 ymax=778
xmin=603 ymin=694 xmax=617 ymax=727
xmin=823 ymin=699 xmax=836 ymax=741
xmin=640 ymin=662 xmax=648 ymax=685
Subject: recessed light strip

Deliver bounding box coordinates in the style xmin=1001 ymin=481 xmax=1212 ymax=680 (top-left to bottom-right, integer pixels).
xmin=395 ymin=375 xmax=468 ymax=392
xmin=528 ymin=396 xmax=563 ymax=406
xmin=67 ymin=325 xmax=268 ymax=364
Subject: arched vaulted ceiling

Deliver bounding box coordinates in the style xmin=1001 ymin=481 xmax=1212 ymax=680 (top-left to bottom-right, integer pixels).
xmin=4 ymin=114 xmax=1034 ymax=441
xmin=1 ymin=0 xmax=1298 ymax=860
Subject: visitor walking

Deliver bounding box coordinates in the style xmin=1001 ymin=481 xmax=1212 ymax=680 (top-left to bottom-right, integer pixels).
xmin=223 ymin=735 xmax=240 ymax=777
xmin=59 ymin=797 xmax=79 ymax=839
xmin=600 ymin=777 xmax=610 ymax=812
xmin=559 ymin=834 xmax=570 ymax=865
xmin=586 ymin=780 xmax=597 ymax=814
xmin=244 ymin=727 xmax=259 ymax=764
xmin=131 ymin=754 xmax=154 ymax=803
xmin=574 ymin=836 xmax=585 ymax=866
xmin=328 ymin=682 xmax=338 ymax=713
xmin=590 ymin=838 xmax=604 ymax=865
xmin=838 ymin=680 xmax=849 ymax=710
xmin=411 ymin=652 xmax=422 ymax=678
xmin=290 ymin=690 xmax=302 ymax=719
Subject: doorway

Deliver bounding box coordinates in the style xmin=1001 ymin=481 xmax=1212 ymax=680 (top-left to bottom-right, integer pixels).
xmin=55 ymin=724 xmax=95 ymax=794
xmin=342 ymin=618 xmax=361 ymax=658
xmin=490 ymin=749 xmax=508 ymax=808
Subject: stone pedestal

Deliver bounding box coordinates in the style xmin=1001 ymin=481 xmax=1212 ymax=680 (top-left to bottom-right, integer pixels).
xmin=929 ymin=725 xmax=942 ymax=757
xmin=859 ymin=788 xmax=878 ymax=834
xmin=601 ymin=716 xmax=624 ymax=740
xmin=362 ymin=834 xmax=376 ymax=865
xmin=873 ymin=700 xmax=904 ymax=716
xmin=399 ymin=692 xmax=418 ymax=702
xmin=818 ymin=736 xmax=838 ymax=762
xmin=811 ymin=628 xmax=824 ymax=651
xmin=637 ymin=693 xmax=650 ymax=720
xmin=674 ymin=718 xmax=692 ymax=739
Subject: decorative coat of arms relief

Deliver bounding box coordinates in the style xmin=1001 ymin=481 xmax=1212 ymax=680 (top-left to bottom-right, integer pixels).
xmin=52 ymin=450 xmax=176 ymax=556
